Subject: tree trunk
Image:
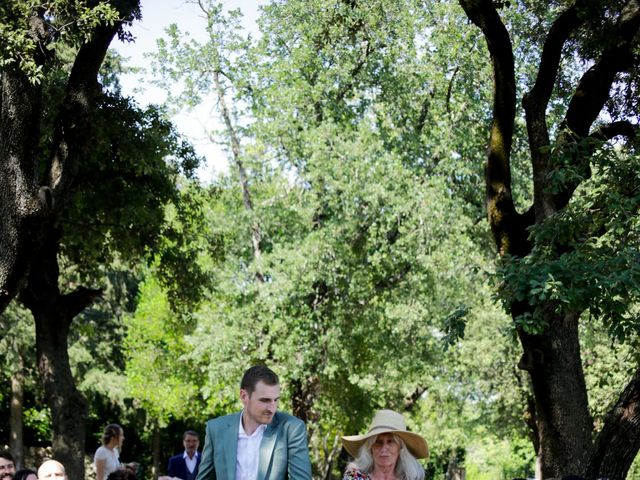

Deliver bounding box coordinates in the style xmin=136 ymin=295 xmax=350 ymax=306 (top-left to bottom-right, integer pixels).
xmin=152 ymin=423 xmax=161 ymax=480
xmin=0 ymin=67 xmax=46 ymax=314
xmin=0 ymin=1 xmax=140 ymax=316
xmin=212 ymin=70 xmax=264 ymax=281
xmin=10 ymin=363 xmax=25 ymax=470
xmin=517 ymin=308 xmax=593 ymax=478
xmin=21 ymin=229 xmax=100 ymax=480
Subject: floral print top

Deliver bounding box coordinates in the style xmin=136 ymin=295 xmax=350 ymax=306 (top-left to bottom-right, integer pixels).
xmin=342 ymin=466 xmax=372 ymax=480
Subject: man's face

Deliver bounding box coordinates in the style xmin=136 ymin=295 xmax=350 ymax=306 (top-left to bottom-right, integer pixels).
xmin=183 ymin=434 xmax=199 ymax=456
xmin=240 ymin=380 xmax=280 ymax=426
xmin=37 ymin=461 xmax=66 ymax=480
xmin=0 ymin=457 xmax=15 ymax=480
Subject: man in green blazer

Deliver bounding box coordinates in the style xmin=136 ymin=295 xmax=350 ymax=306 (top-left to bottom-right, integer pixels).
xmin=196 ymin=365 xmax=312 ymax=480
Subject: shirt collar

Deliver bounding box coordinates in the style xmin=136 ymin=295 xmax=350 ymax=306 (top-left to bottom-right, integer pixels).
xmin=239 ymin=410 xmax=267 ymax=437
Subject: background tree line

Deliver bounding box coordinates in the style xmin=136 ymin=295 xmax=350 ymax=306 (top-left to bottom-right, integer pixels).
xmin=1 ymin=0 xmax=639 ymax=479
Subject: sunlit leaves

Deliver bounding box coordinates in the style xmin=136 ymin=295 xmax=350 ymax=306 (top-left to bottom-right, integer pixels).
xmin=0 ymin=1 xmax=133 ymax=83
xmin=124 ymin=276 xmax=199 ymax=426
xmin=497 ymin=142 xmax=640 ymax=338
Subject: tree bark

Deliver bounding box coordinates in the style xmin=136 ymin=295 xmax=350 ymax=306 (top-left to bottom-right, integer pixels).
xmin=458 ymin=0 xmax=640 ymax=477
xmin=10 ymin=363 xmax=25 ymax=470
xmin=586 ymin=369 xmax=640 ymax=480
xmin=21 ymin=229 xmax=101 ymax=480
xmin=0 ymin=1 xmax=140 ymax=313
xmin=517 ymin=310 xmax=593 ymax=477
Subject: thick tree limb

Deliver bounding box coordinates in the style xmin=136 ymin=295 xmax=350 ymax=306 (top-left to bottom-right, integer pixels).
xmin=586 ymin=368 xmax=640 ymax=480
xmin=458 ymin=0 xmax=530 ymax=256
xmin=551 ymin=0 xmax=640 ymax=211
xmin=523 ymin=1 xmax=586 ymax=221
xmin=564 ymin=0 xmax=640 ymax=139
xmin=523 ymin=2 xmax=586 ymax=120
xmin=589 ymin=120 xmax=638 ymax=142
xmin=48 ymin=22 xmax=128 ymax=203
xmin=60 ymin=287 xmax=103 ymax=321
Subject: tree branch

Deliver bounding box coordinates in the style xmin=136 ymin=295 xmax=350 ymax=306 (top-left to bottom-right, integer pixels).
xmin=587 ymin=368 xmax=640 ymax=479
xmin=564 ymin=0 xmax=640 ymax=139
xmin=589 ymin=120 xmax=638 ymax=142
xmin=523 ymin=1 xmax=586 ymax=123
xmin=60 ymin=287 xmax=103 ymax=320
xmin=523 ymin=1 xmax=587 ymax=221
xmin=334 ymin=40 xmax=373 ymax=105
xmin=551 ymin=0 xmax=640 ymax=211
xmin=47 ymin=1 xmax=140 ymax=205
xmin=458 ymin=0 xmax=530 ymax=256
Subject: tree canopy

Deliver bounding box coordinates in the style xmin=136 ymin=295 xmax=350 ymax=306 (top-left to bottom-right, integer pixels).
xmin=2 ymin=0 xmax=640 ymax=479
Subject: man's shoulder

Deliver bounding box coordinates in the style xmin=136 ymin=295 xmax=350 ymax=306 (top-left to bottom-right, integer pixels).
xmin=206 ymin=411 xmax=241 ymax=429
xmin=274 ymin=411 xmax=305 ymax=427
xmin=168 ymin=453 xmax=183 ymax=462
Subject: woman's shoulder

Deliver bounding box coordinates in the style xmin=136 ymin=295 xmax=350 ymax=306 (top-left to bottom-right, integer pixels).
xmin=94 ymin=446 xmax=108 ymax=459
xmin=94 ymin=446 xmax=117 ymax=460
xmin=342 ymin=465 xmax=370 ymax=480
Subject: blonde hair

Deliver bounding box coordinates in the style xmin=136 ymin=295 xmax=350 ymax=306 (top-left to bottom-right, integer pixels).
xmin=347 ymin=434 xmax=425 ymax=480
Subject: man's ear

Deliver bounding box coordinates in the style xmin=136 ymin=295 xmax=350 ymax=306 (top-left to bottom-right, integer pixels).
xmin=240 ymin=388 xmax=250 ymax=402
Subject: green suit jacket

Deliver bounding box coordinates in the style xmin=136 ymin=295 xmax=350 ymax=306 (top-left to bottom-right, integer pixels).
xmin=195 ymin=411 xmax=312 ymax=480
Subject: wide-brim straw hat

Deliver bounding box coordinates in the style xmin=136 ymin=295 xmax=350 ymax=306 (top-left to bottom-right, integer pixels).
xmin=342 ymin=409 xmax=429 ymax=459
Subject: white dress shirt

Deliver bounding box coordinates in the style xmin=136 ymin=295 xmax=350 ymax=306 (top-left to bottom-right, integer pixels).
xmin=182 ymin=451 xmax=199 ymax=473
xmin=236 ymin=412 xmax=267 ymax=480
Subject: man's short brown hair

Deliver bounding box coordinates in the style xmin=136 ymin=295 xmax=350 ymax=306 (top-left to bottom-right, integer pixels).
xmin=240 ymin=365 xmax=279 ymax=394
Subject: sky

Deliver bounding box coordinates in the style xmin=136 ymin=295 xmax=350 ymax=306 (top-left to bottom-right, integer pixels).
xmin=112 ymin=0 xmax=266 ymax=180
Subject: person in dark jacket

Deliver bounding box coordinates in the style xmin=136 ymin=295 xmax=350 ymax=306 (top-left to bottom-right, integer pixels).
xmin=167 ymin=431 xmax=201 ymax=480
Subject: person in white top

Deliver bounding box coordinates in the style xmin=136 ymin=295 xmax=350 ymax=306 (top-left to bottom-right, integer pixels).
xmin=94 ymin=424 xmax=124 ymax=480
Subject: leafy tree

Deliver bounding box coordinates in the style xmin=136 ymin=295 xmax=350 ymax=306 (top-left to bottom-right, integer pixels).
xmin=0 ymin=0 xmax=138 ymax=313
xmin=0 ymin=301 xmax=38 ymax=469
xmin=1 ymin=2 xmax=144 ymax=477
xmin=149 ymin=2 xmax=496 ymax=476
xmin=146 ymin=0 xmax=640 ymax=477
xmin=1 ymin=3 xmax=207 ymax=478
xmin=124 ymin=275 xmax=199 ymax=476
xmin=457 ymin=0 xmax=640 ymax=477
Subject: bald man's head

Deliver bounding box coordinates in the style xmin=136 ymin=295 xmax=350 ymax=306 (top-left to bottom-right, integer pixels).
xmin=37 ymin=460 xmax=67 ymax=480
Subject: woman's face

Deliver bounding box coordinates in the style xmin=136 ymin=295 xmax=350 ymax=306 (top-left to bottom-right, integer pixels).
xmin=371 ymin=433 xmax=400 ymax=471
xmin=118 ymin=429 xmax=125 ymax=448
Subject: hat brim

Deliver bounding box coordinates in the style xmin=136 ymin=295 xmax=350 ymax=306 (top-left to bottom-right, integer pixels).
xmin=342 ymin=428 xmax=429 ymax=459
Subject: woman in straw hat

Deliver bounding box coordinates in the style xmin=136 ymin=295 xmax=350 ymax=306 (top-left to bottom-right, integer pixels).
xmin=341 ymin=410 xmax=428 ymax=480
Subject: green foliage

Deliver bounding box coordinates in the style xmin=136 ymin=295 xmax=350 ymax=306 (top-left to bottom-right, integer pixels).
xmin=0 ymin=1 xmax=137 ymax=83
xmin=2 ymin=0 xmax=631 ymax=475
xmin=124 ymin=275 xmax=201 ymax=427
xmin=465 ymin=435 xmax=535 ymax=480
xmin=23 ymin=407 xmax=52 ymax=443
xmin=145 ymin=0 xmax=515 ymax=474
xmin=69 ymin=264 xmax=142 ymax=405
xmin=580 ymin=316 xmax=640 ymax=429
xmin=498 ymin=144 xmax=640 ymax=338
xmin=153 ymin=182 xmax=216 ymax=313
xmin=60 ymin=96 xmax=200 ymax=282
